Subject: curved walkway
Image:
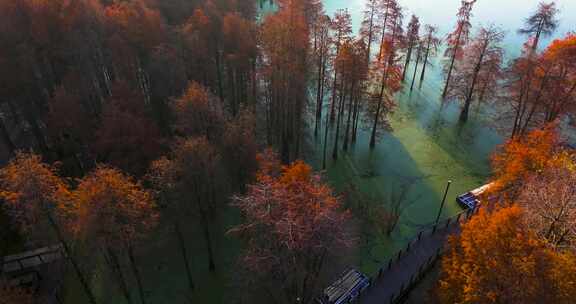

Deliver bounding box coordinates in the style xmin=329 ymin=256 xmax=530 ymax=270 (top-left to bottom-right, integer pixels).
xmin=358 ymin=207 xmax=479 ymax=304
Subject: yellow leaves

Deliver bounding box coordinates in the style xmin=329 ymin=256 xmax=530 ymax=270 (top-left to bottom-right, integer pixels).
xmin=0 ymin=152 xmax=158 ymax=245
xmin=490 ymin=124 xmax=562 ymax=197
xmin=438 ymin=205 xmax=576 ymax=303
xmin=73 ymin=165 xmax=158 ymax=245
xmin=279 ymin=160 xmax=311 ymax=185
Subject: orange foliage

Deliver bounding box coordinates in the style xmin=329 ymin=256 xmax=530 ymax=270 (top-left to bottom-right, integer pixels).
xmin=0 ymin=152 xmax=70 ymax=236
xmin=71 ymin=166 xmax=158 ymax=246
xmin=230 ymin=154 xmax=353 ymax=302
xmin=438 ymin=205 xmax=576 ymax=303
xmin=92 ymin=81 xmax=164 ymax=176
xmin=172 ymin=81 xmax=225 ymax=140
xmin=490 ymin=124 xmax=564 ymax=197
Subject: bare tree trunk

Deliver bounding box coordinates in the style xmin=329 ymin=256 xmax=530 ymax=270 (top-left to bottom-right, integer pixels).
xmin=127 ymin=244 xmax=146 ymax=304
xmin=107 ymin=246 xmax=132 ymax=304
xmin=45 ymin=211 xmax=98 ymax=304
xmin=174 ymin=222 xmax=194 ymax=293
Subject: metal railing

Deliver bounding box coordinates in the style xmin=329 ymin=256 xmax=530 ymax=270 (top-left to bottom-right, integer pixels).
xmin=354 ymin=206 xmax=481 ymax=303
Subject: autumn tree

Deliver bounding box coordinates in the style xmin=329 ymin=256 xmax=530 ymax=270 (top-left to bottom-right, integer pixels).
xmin=0 ymin=152 xmax=97 ymax=304
xmin=442 ymin=0 xmax=477 ymax=99
xmin=172 ymin=81 xmax=226 ymax=140
xmin=366 ymin=37 xmax=402 ymax=149
xmin=519 ymin=1 xmax=559 ymax=52
xmin=104 ymin=0 xmax=166 ymax=106
xmin=149 ymin=137 xmax=225 ymax=273
xmin=328 ymin=9 xmax=353 ymax=122
xmin=402 ymin=15 xmax=420 ymax=82
xmin=418 ymin=25 xmax=441 ymax=89
xmin=92 ymin=81 xmax=164 ymax=177
xmin=446 ymin=26 xmax=504 ymax=122
xmin=313 ymin=14 xmax=332 ymax=137
xmin=261 ymin=0 xmax=310 ymax=163
xmin=540 ymin=34 xmax=576 ymax=123
xmin=230 ymin=152 xmax=354 ymax=304
xmin=72 ymin=166 xmax=158 ymax=304
xmin=408 ymin=37 xmax=423 ymax=92
xmin=222 ymin=12 xmax=258 ymax=115
xmin=501 ymin=33 xmax=575 ymax=137
xmin=220 ymin=109 xmax=259 ymax=191
xmin=438 ymin=205 xmax=576 ymax=304
xmin=376 ymin=0 xmax=400 ymax=61
xmin=45 ymin=85 xmax=94 ymax=176
xmin=519 ymin=163 xmax=576 ymax=249
xmin=490 ymin=124 xmax=565 ymax=199
xmin=330 ymin=39 xmax=368 ymax=160
xmin=360 ymin=0 xmax=381 ymax=65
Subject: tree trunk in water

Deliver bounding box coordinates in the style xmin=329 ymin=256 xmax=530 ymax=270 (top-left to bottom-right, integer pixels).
xmin=127 ymin=244 xmax=146 ymax=304
xmin=442 ymin=28 xmax=464 ymax=99
xmin=200 ymin=211 xmax=216 ymax=272
xmin=107 ymin=246 xmax=132 ymax=304
xmin=0 ymin=116 xmax=15 ymax=157
xmin=410 ymin=49 xmax=421 ymax=91
xmin=174 ymin=222 xmax=194 ymax=293
xmin=332 ymin=83 xmax=347 ymax=160
xmin=402 ymin=47 xmax=413 ymax=82
xmin=342 ymin=85 xmax=355 ymax=151
xmin=46 ymin=212 xmax=98 ymax=304
xmin=322 ymin=101 xmax=331 ymax=170
xmin=419 ymin=42 xmax=431 ymax=89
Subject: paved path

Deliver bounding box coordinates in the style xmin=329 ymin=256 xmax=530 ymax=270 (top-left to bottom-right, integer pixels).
xmin=359 ymin=210 xmax=474 ymax=304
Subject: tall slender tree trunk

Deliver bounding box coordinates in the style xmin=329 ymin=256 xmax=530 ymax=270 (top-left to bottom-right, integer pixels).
xmin=332 ymin=81 xmax=347 ymax=160
xmin=365 ymin=7 xmax=375 ymax=66
xmin=442 ymin=28 xmax=464 ymax=99
xmin=199 ymin=210 xmax=216 ymax=272
xmin=174 ymin=222 xmax=195 ymax=293
xmin=107 ymin=246 xmax=132 ymax=304
xmin=45 ymin=211 xmax=98 ymax=304
xmin=343 ymin=84 xmax=356 ymax=151
xmin=322 ymin=92 xmax=331 ymax=170
xmin=460 ymin=50 xmax=486 ymax=122
xmin=0 ymin=116 xmax=15 ymax=157
xmin=127 ymin=244 xmax=146 ymax=304
xmin=419 ymin=40 xmax=432 ymax=89
xmin=410 ymin=47 xmax=421 ymax=91
xmin=370 ymin=80 xmax=386 ymax=149
xmin=402 ymin=46 xmax=414 ymax=82
xmin=378 ymin=6 xmax=390 ymax=60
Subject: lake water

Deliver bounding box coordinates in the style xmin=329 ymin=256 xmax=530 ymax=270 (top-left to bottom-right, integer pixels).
xmin=310 ymin=0 xmax=576 ymax=275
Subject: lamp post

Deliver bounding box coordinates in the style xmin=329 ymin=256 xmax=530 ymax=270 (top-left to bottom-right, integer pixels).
xmin=435 ymin=180 xmax=452 ymax=225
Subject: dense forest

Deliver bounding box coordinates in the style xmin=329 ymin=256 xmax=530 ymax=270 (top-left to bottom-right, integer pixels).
xmin=0 ymin=0 xmax=574 ymax=303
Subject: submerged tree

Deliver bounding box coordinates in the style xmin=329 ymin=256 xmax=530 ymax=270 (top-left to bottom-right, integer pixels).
xmin=418 ymin=25 xmax=441 ymax=89
xmin=72 ymin=166 xmax=158 ymax=304
xmin=360 ymin=0 xmax=381 ymax=65
xmin=261 ymin=0 xmax=310 ymax=163
xmin=366 ymin=38 xmax=402 ymax=149
xmin=230 ymin=152 xmax=354 ymax=304
xmin=502 ymin=33 xmax=574 ymax=137
xmin=0 ymin=152 xmax=97 ymax=304
xmin=446 ymin=26 xmax=504 ymax=122
xmin=313 ymin=14 xmax=332 ymax=137
xmin=518 ymin=1 xmax=559 ymax=52
xmin=442 ymin=0 xmax=477 ymax=99
xmin=402 ymin=15 xmax=420 ymax=82
xmin=149 ymin=137 xmax=225 ymax=273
